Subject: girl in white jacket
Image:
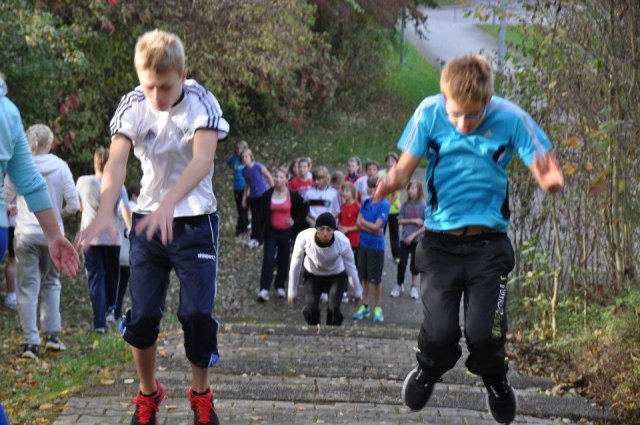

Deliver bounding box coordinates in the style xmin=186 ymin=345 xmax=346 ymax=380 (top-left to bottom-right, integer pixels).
xmin=6 ymin=124 xmax=80 ymax=359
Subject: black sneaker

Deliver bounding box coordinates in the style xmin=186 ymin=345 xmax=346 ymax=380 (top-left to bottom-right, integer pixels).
xmin=401 ymin=366 xmax=440 ymax=411
xmin=20 ymin=344 xmax=38 ymax=360
xmin=130 ymin=380 xmax=166 ymax=425
xmin=482 ymin=374 xmax=517 ymax=424
xmin=188 ymin=387 xmax=220 ymax=425
xmin=44 ymin=335 xmax=67 ymax=351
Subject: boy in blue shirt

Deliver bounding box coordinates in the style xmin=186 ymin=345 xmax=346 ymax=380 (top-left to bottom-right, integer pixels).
xmin=374 ymin=55 xmax=563 ymax=424
xmin=352 ymin=176 xmax=390 ymax=322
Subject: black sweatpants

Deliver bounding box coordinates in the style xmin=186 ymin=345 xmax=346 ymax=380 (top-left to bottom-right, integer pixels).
xmin=385 ymin=213 xmax=399 ymax=260
xmin=302 ymin=270 xmax=346 ymax=326
xmin=248 ymin=197 xmax=264 ymax=243
xmin=233 ymin=190 xmax=249 ymax=235
xmin=397 ymin=240 xmax=418 ymax=285
xmin=413 ymin=231 xmax=514 ymax=380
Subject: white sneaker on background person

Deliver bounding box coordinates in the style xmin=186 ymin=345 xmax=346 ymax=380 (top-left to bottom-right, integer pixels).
xmin=276 ymin=288 xmax=286 ymax=298
xmin=257 ymin=289 xmax=269 ymax=302
xmin=319 ymin=293 xmax=329 ymax=303
xmin=410 ymin=286 xmax=419 ymax=300
xmin=4 ymin=292 xmax=17 ymax=310
xmin=390 ymin=285 xmax=403 ymax=298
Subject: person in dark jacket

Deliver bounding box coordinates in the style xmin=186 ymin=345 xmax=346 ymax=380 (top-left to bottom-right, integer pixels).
xmin=257 ymin=167 xmax=308 ymax=301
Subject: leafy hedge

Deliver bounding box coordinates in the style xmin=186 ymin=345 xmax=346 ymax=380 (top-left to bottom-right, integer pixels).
xmin=0 ymin=0 xmax=428 ymax=181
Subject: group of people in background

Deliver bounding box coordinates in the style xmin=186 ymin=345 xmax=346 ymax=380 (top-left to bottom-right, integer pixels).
xmin=227 ymin=140 xmax=427 ymax=326
xmin=1 ymin=135 xmax=138 ymax=360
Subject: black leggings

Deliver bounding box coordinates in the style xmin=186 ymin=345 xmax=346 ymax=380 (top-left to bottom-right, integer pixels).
xmin=397 ymin=240 xmax=418 ymax=285
xmin=248 ymin=197 xmax=264 ymax=243
xmin=385 ymin=213 xmax=399 ymax=259
xmin=234 ymin=190 xmax=249 ymax=235
xmin=302 ymin=270 xmax=346 ymax=326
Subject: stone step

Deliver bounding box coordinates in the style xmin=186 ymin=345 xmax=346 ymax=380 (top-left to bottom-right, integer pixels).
xmin=153 ymin=330 xmax=553 ymax=390
xmin=71 ymin=322 xmax=618 ymax=424
xmin=52 ymin=397 xmax=584 ymax=425
xmin=84 ymin=374 xmax=616 ymax=424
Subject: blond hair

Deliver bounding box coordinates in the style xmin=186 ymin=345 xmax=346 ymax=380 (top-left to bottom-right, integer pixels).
xmin=274 ymin=166 xmax=288 ymax=178
xmin=340 ymin=181 xmax=356 ymax=199
xmin=440 ymin=54 xmax=493 ymax=104
xmin=312 ymin=166 xmax=330 ymax=184
xmin=331 ymin=170 xmax=344 ymax=186
xmin=26 ymin=124 xmax=53 ymax=154
xmin=134 ymin=29 xmax=185 ymax=74
xmin=241 ymin=148 xmax=254 ymax=162
xmin=94 ymin=147 xmax=109 ymax=173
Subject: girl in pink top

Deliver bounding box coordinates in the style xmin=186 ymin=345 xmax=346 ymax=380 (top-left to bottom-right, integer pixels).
xmin=257 ymin=167 xmax=308 ymax=301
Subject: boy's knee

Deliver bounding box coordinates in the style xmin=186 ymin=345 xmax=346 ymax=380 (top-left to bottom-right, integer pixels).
xmin=181 ymin=312 xmax=219 ymax=368
xmin=416 ymin=340 xmax=462 ymax=377
xmin=121 ymin=310 xmax=162 ymax=349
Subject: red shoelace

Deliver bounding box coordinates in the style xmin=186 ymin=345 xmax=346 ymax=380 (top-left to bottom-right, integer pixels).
xmin=130 ymin=393 xmax=160 ymax=424
xmin=190 ymin=391 xmax=216 ymax=424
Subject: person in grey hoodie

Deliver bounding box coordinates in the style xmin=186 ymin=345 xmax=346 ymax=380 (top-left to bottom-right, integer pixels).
xmin=5 ymin=124 xmax=80 ymax=359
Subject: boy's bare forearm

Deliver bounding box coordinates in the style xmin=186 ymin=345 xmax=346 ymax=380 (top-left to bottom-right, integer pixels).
xmin=99 ymin=136 xmax=130 ymax=217
xmin=374 ymin=153 xmax=420 ymax=201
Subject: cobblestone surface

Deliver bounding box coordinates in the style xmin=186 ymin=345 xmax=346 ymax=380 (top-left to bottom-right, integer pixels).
xmin=53 ymin=397 xmax=589 ymax=425
xmin=52 ymin=323 xmax=619 ymax=425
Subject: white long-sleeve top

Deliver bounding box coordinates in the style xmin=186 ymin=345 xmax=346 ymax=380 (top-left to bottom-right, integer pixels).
xmin=5 ymin=154 xmax=79 ymax=237
xmin=288 ymin=228 xmax=361 ymax=298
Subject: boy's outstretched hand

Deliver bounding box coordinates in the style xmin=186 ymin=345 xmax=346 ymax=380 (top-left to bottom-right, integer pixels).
xmin=48 ymin=235 xmax=79 ymax=277
xmin=74 ymin=212 xmax=119 ymax=252
xmin=135 ymin=201 xmax=175 ymax=245
xmin=530 ymin=152 xmax=564 ymax=193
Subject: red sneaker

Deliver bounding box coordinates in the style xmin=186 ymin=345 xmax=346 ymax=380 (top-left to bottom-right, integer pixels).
xmin=130 ymin=380 xmax=166 ymax=425
xmin=188 ymin=387 xmax=220 ymax=425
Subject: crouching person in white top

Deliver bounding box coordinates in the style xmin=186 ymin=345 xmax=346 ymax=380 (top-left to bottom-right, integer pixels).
xmin=288 ymin=212 xmax=362 ymax=326
xmin=6 ymin=124 xmax=80 ymax=359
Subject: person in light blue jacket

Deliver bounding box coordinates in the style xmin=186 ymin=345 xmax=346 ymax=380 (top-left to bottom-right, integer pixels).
xmin=0 ymin=73 xmax=79 ymax=424
xmin=0 ymin=75 xmax=79 ymax=300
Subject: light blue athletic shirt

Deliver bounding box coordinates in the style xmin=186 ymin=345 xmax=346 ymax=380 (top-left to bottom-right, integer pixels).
xmin=0 ymin=78 xmax=51 ymax=227
xmin=397 ymin=94 xmax=552 ymax=233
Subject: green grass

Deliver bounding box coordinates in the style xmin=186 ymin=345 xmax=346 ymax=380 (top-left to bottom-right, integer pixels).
xmin=434 ymin=0 xmax=467 ymax=6
xmin=476 ymin=23 xmax=533 ymax=50
xmin=385 ymin=41 xmax=440 ymax=109
xmin=0 ymin=302 xmax=131 ymax=424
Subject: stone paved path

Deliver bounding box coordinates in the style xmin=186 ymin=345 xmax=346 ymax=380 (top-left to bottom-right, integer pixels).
xmin=53 ymin=248 xmax=620 ymax=424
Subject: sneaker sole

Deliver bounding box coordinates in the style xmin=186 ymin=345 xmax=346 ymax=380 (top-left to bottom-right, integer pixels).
xmin=401 ymin=366 xmax=427 ymax=412
xmin=45 ymin=343 xmax=67 ymax=351
xmin=485 ymin=387 xmax=517 ymax=424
